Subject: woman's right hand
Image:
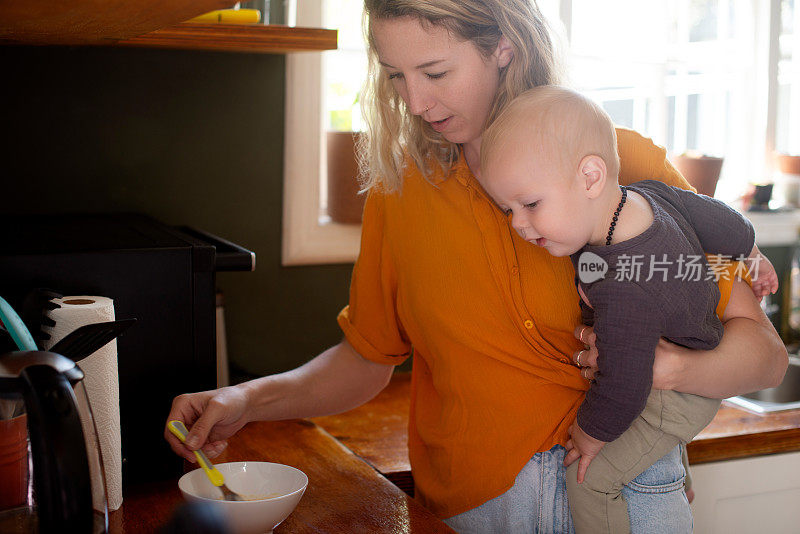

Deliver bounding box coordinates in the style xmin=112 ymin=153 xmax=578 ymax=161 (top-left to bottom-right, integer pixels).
xmin=164 ymin=385 xmax=251 ymax=463
xmin=574 ymin=324 xmax=689 ymax=389
xmin=573 ymin=325 xmax=599 ymax=380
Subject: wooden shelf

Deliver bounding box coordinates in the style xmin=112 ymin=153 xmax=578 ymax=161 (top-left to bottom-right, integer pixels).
xmin=116 ymin=24 xmax=337 ymax=54
xmin=0 ymin=0 xmax=337 ymax=54
xmin=0 ymin=0 xmax=233 ymax=45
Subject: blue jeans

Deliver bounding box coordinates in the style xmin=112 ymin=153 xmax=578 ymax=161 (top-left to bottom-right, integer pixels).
xmin=443 ymin=445 xmax=691 ymax=534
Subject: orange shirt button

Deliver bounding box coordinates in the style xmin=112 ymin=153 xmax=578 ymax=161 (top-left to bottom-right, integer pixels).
xmin=511 ymin=266 xmax=519 ymax=275
xmin=560 ymin=358 xmax=569 ymax=364
xmin=524 ymin=320 xmax=534 ymax=329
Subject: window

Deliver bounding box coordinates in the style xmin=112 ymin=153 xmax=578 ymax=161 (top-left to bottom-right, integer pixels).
xmin=776 ymin=0 xmax=800 ymax=154
xmin=567 ymin=0 xmax=774 ymax=201
xmin=283 ymin=0 xmax=796 ymax=265
xmin=283 ymin=0 xmax=362 ymax=265
xmin=283 ymin=0 xmax=364 ymax=265
xmin=320 ymin=0 xmax=368 ymax=224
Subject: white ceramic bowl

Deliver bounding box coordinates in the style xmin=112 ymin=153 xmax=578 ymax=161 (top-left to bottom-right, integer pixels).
xmin=178 ymin=461 xmax=308 ymax=534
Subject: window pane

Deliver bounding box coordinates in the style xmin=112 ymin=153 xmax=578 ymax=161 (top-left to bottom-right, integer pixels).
xmin=777 ymin=0 xmax=800 ymax=154
xmin=323 ymin=0 xmax=367 ymax=132
xmin=537 ymin=0 xmax=561 ymax=31
xmin=603 ymin=100 xmax=634 ymax=129
xmin=777 ymin=83 xmax=793 ymax=153
xmin=571 ymin=0 xmax=672 ymax=59
xmin=667 ymin=95 xmax=676 ymax=154
xmin=687 ymin=93 xmax=699 ymax=150
xmin=783 ymin=0 xmax=794 ymax=34
xmin=326 ymin=50 xmax=367 ymax=131
xmin=689 ymin=0 xmax=718 ymax=42
xmin=569 ymin=0 xmax=759 ymax=199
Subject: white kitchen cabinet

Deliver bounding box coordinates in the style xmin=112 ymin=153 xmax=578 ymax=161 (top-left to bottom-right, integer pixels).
xmin=745 ymin=210 xmax=800 ymax=247
xmin=690 ymin=451 xmax=800 ymax=533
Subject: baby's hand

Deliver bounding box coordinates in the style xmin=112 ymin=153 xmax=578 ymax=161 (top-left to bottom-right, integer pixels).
xmin=747 ymin=245 xmax=779 ymax=299
xmin=564 ymin=421 xmax=607 ymax=484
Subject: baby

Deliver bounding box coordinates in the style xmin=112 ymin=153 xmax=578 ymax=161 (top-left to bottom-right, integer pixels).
xmin=478 ymin=85 xmax=778 ymax=533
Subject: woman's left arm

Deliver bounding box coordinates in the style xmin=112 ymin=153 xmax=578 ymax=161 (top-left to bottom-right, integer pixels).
xmin=652 ymin=278 xmax=788 ymax=398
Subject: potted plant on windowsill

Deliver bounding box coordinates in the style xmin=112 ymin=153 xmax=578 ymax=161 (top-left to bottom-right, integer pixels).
xmin=774 ymin=152 xmax=800 ymax=207
xmin=326 ymin=130 xmax=365 ymax=224
xmin=672 ymin=151 xmax=724 ymax=197
xmin=325 ymin=90 xmax=366 ymax=225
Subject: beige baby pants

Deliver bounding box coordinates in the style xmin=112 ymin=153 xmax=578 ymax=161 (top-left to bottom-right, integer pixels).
xmin=566 ymin=389 xmax=720 ymax=534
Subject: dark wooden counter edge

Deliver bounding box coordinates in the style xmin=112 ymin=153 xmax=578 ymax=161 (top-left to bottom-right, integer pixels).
xmin=687 ymin=400 xmax=800 ymax=464
xmin=687 ymin=427 xmax=800 ymax=464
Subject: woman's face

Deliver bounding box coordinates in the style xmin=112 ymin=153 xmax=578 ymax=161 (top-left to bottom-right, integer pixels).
xmin=371 ymin=16 xmax=512 ymax=148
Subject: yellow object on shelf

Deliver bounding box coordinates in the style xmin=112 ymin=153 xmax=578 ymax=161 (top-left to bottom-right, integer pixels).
xmin=187 ymin=8 xmax=261 ymax=24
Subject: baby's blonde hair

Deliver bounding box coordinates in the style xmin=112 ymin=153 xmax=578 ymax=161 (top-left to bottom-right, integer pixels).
xmin=360 ymin=0 xmax=562 ymax=193
xmin=481 ymin=85 xmax=620 ymax=181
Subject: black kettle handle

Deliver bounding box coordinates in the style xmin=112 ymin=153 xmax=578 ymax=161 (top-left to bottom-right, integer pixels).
xmin=21 ymin=364 xmax=93 ymax=532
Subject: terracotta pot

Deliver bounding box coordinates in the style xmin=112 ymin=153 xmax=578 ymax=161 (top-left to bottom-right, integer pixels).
xmin=775 ymin=153 xmax=800 ymax=175
xmin=672 ymin=153 xmax=724 ymax=197
xmin=326 ymin=131 xmax=366 ymax=225
xmin=774 ymin=153 xmax=800 ymax=207
xmin=0 ymin=414 xmax=28 ymax=510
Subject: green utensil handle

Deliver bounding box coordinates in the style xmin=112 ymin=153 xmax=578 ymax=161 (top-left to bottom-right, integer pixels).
xmin=0 ymin=295 xmax=38 ymax=351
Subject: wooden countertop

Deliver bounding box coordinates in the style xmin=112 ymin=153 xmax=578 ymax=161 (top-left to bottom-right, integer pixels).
xmin=111 ymin=419 xmax=453 ymax=533
xmin=690 ymin=400 xmax=800 ymax=463
xmin=311 ymin=372 xmax=800 ymax=494
xmin=114 ymin=372 xmax=800 ymax=531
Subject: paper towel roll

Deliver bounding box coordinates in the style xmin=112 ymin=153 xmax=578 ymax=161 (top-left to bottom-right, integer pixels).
xmin=43 ymin=296 xmax=123 ymax=512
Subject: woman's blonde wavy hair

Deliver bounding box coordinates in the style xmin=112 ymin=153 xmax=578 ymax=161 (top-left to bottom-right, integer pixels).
xmin=359 ymin=0 xmax=563 ymax=193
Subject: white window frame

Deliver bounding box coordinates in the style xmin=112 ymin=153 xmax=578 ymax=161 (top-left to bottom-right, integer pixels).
xmin=282 ymin=0 xmax=361 ymax=265
xmin=283 ymin=0 xmax=789 ymax=265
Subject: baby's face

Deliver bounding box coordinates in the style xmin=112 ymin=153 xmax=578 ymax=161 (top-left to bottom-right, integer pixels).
xmin=480 ymin=143 xmax=593 ymax=257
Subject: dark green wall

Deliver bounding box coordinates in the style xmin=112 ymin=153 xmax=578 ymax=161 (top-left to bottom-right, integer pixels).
xmin=2 ymin=44 xmax=355 ymax=377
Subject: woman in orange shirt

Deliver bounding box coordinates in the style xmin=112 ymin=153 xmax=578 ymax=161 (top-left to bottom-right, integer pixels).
xmin=165 ymin=1 xmax=787 ymax=531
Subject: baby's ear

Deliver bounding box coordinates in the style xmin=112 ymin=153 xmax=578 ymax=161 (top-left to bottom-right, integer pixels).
xmin=579 ymin=155 xmax=607 ymax=199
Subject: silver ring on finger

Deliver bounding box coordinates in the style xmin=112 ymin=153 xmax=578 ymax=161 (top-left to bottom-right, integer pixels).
xmin=576 ymin=349 xmax=586 ymax=367
xmin=579 ymin=325 xmax=589 ymax=344
xmin=582 ymin=367 xmax=592 ymax=380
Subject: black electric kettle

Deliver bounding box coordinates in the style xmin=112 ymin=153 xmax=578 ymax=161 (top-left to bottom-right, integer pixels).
xmin=0 ymin=350 xmax=108 ymax=533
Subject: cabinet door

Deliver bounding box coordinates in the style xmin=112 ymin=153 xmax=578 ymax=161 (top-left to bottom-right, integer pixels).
xmin=690 ymin=451 xmax=800 ymax=534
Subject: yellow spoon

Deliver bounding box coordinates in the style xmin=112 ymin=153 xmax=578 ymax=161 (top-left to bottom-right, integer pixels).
xmin=168 ymin=420 xmax=242 ymax=501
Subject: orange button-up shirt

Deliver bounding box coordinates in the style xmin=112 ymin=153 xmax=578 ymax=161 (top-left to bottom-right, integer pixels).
xmin=338 ymin=129 xmax=719 ymax=519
